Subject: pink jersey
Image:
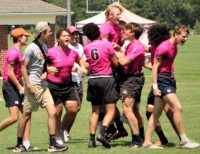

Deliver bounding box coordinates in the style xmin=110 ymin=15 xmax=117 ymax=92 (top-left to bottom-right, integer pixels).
xmin=124 ymin=41 xmax=145 ymax=75
xmin=84 ymin=40 xmax=115 ymax=77
xmin=3 ymin=46 xmax=23 ymax=81
xmin=155 ymin=39 xmax=178 ymax=78
xmin=47 ymin=46 xmax=81 ymax=83
xmin=100 ymin=22 xmax=120 ymax=43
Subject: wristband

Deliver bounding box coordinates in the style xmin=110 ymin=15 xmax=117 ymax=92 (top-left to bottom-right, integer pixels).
xmin=152 ymin=84 xmax=158 ymax=90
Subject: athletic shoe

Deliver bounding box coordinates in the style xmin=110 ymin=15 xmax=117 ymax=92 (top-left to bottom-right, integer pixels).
xmin=143 ymin=143 xmax=163 ymax=149
xmin=96 ymin=134 xmax=111 ymax=148
xmin=13 ymin=144 xmax=27 ymax=152
xmin=179 ymin=140 xmax=200 ymax=149
xmin=56 ymin=137 xmax=64 ymax=145
xmin=105 ymin=127 xmax=117 ymax=142
xmin=129 ymin=141 xmax=143 ymax=148
xmin=88 ymin=140 xmax=96 ymax=148
xmin=153 ymin=139 xmax=168 ymax=146
xmin=120 ymin=114 xmax=128 ymax=124
xmin=61 ymin=131 xmax=73 ymax=142
xmin=26 ymin=145 xmax=39 ymax=151
xmin=48 ymin=143 xmax=68 ymax=153
xmin=111 ymin=130 xmax=128 ymax=140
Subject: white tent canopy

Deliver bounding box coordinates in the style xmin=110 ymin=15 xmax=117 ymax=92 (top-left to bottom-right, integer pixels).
xmin=76 ymin=7 xmax=156 ymax=29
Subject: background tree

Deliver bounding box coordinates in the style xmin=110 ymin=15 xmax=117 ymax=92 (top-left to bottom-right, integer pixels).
xmin=41 ymin=0 xmax=198 ymax=30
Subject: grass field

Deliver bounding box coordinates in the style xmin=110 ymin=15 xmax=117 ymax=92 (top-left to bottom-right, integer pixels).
xmin=0 ymin=35 xmax=200 ymax=154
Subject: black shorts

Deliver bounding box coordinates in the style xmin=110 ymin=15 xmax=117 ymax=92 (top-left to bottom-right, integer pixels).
xmin=73 ymin=81 xmax=83 ymax=104
xmin=47 ymin=80 xmax=79 ymax=104
xmin=2 ymin=81 xmax=24 ymax=107
xmin=158 ymin=77 xmax=176 ymax=98
xmin=120 ymin=74 xmax=145 ymax=102
xmin=87 ymin=77 xmax=118 ymax=105
xmin=147 ymin=89 xmax=154 ymax=105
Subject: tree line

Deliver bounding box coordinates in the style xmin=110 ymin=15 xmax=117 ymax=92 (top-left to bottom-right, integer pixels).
xmin=42 ymin=0 xmax=200 ymax=33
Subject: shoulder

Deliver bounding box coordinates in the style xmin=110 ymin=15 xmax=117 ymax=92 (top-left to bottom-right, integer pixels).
xmin=24 ymin=43 xmax=37 ymax=53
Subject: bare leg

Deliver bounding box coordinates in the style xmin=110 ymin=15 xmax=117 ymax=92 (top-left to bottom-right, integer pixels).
xmin=102 ymin=104 xmax=116 ymax=127
xmin=62 ymin=101 xmax=79 ymax=134
xmin=55 ymin=103 xmax=63 ymax=137
xmin=164 ymin=104 xmax=180 ymax=140
xmin=144 ymin=97 xmax=165 ymax=145
xmin=45 ymin=104 xmax=57 ymax=135
xmin=89 ymin=105 xmax=100 ymax=134
xmin=0 ymin=106 xmax=20 ymax=131
xmin=122 ymin=97 xmax=139 ymax=134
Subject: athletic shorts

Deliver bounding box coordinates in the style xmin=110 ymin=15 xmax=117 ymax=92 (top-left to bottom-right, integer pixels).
xmin=73 ymin=81 xmax=83 ymax=105
xmin=87 ymin=77 xmax=118 ymax=105
xmin=2 ymin=81 xmax=24 ymax=107
xmin=147 ymin=89 xmax=154 ymax=105
xmin=23 ymin=85 xmax=54 ymax=112
xmin=120 ymin=74 xmax=145 ymax=102
xmin=48 ymin=80 xmax=79 ymax=104
xmin=158 ymin=77 xmax=176 ymax=98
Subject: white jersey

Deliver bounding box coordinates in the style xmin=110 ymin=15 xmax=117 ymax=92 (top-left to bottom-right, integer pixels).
xmin=68 ymin=43 xmax=86 ymax=82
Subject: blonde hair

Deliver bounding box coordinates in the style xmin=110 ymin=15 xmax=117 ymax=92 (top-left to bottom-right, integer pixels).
xmin=105 ymin=2 xmax=123 ymax=21
xmin=173 ymin=24 xmax=189 ymax=36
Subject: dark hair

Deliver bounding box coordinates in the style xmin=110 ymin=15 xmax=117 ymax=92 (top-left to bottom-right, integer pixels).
xmin=82 ymin=23 xmax=100 ymax=41
xmin=12 ymin=37 xmax=19 ymax=43
xmin=119 ymin=20 xmax=126 ymax=30
xmin=56 ymin=28 xmax=70 ymax=39
xmin=148 ymin=24 xmax=170 ymax=47
xmin=125 ymin=22 xmax=143 ymax=39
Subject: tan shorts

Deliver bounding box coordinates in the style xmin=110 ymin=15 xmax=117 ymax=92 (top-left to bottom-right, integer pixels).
xmin=23 ymin=85 xmax=54 ymax=112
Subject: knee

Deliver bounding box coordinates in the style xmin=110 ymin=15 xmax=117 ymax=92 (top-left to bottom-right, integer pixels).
xmin=173 ymin=104 xmax=182 ymax=113
xmin=146 ymin=105 xmax=154 ymax=120
xmin=10 ymin=116 xmax=19 ymax=123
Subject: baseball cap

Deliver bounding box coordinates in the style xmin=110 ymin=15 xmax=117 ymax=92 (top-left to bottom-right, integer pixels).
xmin=67 ymin=26 xmax=79 ymax=34
xmin=11 ymin=28 xmax=32 ymax=38
xmin=34 ymin=21 xmax=49 ymax=38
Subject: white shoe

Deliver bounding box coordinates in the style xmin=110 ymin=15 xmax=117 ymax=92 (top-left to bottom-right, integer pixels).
xmin=143 ymin=143 xmax=163 ymax=149
xmin=56 ymin=137 xmax=64 ymax=145
xmin=62 ymin=131 xmax=73 ymax=142
xmin=180 ymin=140 xmax=200 ymax=149
xmin=120 ymin=114 xmax=128 ymax=124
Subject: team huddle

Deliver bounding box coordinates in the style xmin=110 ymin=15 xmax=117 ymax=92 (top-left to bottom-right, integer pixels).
xmin=0 ymin=2 xmax=199 ymax=153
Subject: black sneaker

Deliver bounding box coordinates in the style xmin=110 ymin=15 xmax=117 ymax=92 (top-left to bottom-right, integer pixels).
xmin=13 ymin=144 xmax=27 ymax=152
xmin=48 ymin=143 xmax=68 ymax=152
xmin=88 ymin=140 xmax=96 ymax=148
xmin=105 ymin=127 xmax=117 ymax=142
xmin=97 ymin=134 xmax=111 ymax=148
xmin=129 ymin=141 xmax=143 ymax=148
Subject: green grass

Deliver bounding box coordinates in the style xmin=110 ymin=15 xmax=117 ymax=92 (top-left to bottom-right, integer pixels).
xmin=1 ymin=35 xmax=200 ymax=154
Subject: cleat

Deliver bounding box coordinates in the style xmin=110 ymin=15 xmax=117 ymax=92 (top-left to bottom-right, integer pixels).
xmin=48 ymin=143 xmax=68 ymax=153
xmin=13 ymin=144 xmax=27 ymax=153
xmin=26 ymin=145 xmax=39 ymax=151
xmin=56 ymin=137 xmax=64 ymax=145
xmin=105 ymin=127 xmax=117 ymax=142
xmin=61 ymin=131 xmax=73 ymax=142
xmin=88 ymin=140 xmax=96 ymax=148
xmin=179 ymin=140 xmax=200 ymax=149
xmin=111 ymin=130 xmax=128 ymax=140
xmin=96 ymin=134 xmax=111 ymax=148
xmin=129 ymin=141 xmax=143 ymax=148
